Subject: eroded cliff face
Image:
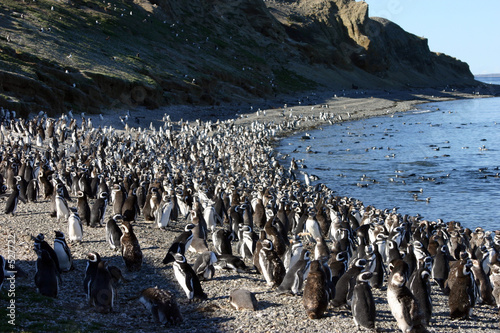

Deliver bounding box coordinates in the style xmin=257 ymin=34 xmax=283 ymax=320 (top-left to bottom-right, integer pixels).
xmin=0 ymin=0 xmax=475 ymax=116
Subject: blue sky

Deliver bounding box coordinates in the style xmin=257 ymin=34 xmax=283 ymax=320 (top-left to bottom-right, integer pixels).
xmin=365 ymin=0 xmax=500 ymax=74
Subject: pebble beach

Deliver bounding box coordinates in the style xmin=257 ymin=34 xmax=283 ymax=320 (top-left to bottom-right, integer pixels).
xmin=1 ymin=87 xmax=500 ymax=333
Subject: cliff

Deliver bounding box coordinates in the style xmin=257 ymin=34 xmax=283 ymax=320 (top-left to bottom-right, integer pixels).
xmin=0 ymin=0 xmax=476 ymax=116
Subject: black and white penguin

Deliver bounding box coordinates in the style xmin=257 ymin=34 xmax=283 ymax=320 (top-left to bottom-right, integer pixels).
xmin=139 ymin=287 xmax=183 ymax=325
xmin=471 ymin=258 xmax=495 ymax=305
xmin=192 ymin=251 xmax=217 ymax=281
xmin=331 ymin=258 xmax=366 ymax=308
xmin=302 ymin=260 xmax=329 ymax=319
xmin=106 ymin=215 xmax=123 ymax=251
xmin=26 ymin=178 xmax=39 ymax=202
xmin=238 ymin=224 xmax=256 ymax=261
xmin=162 ymin=223 xmax=195 ymax=264
xmin=33 ymin=233 xmax=61 ymax=275
xmin=277 ymin=249 xmax=311 ymax=295
xmin=448 ymin=259 xmax=475 ymax=320
xmin=258 ymin=239 xmax=286 ymax=288
xmin=490 ymin=262 xmax=500 ymax=314
xmin=431 ymin=244 xmax=450 ymax=291
xmin=156 ymin=192 xmax=174 ymax=229
xmin=212 ymin=228 xmax=233 ymax=256
xmin=76 ymin=190 xmax=91 ymax=226
xmin=89 ymin=260 xmax=115 ymax=313
xmin=4 ymin=184 xmax=24 ymax=215
xmin=34 ymin=249 xmax=60 ymax=298
xmin=214 ymin=253 xmax=251 ymax=273
xmin=172 ymin=253 xmax=207 ymax=302
xmin=119 ymin=220 xmax=143 ymax=272
xmin=122 ymin=188 xmax=139 ymax=222
xmin=408 ymin=263 xmax=432 ymax=326
xmin=67 ymin=210 xmax=83 ymax=243
xmin=351 ymin=271 xmax=376 ymax=330
xmin=54 ymin=191 xmax=70 ymax=222
xmin=84 ymin=252 xmax=101 ymax=298
xmin=53 ymin=231 xmax=74 ymax=272
xmin=283 ymin=237 xmax=303 ymax=273
xmin=387 ymin=259 xmax=427 ymax=333
xmin=89 ymin=191 xmax=108 ymax=227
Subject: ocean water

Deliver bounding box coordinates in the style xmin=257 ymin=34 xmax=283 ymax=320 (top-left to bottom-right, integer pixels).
xmin=276 ymin=81 xmax=500 ymax=231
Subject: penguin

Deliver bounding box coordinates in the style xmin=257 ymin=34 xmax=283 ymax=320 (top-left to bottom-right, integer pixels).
xmin=408 ymin=264 xmax=432 ymax=326
xmin=431 ymin=244 xmax=450 ymax=291
xmin=328 ymin=251 xmax=348 ymax=289
xmin=302 ymin=260 xmax=329 ymax=319
xmin=387 ymin=259 xmax=427 ymax=333
xmin=0 ymin=255 xmax=5 ymax=290
xmin=26 ymin=178 xmax=38 ymax=202
xmin=89 ymin=260 xmax=115 ymax=313
xmin=84 ymin=252 xmax=101 ymax=299
xmin=67 ymin=210 xmax=83 ymax=243
xmin=172 ymin=253 xmax=207 ymax=302
xmin=15 ymin=175 xmax=27 ymax=203
xmin=471 ymin=258 xmax=495 ymax=305
xmin=192 ymin=251 xmax=217 ymax=281
xmin=90 ymin=191 xmax=108 ymax=227
xmin=229 ymin=289 xmax=258 ymax=311
xmin=351 ymin=271 xmax=376 ymax=330
xmin=106 ymin=215 xmax=123 ymax=251
xmin=489 ymin=262 xmax=500 ymax=314
xmin=282 ymin=237 xmax=303 ymax=273
xmin=34 ymin=249 xmax=60 ymax=298
xmin=258 ymin=239 xmax=286 ymax=288
xmin=33 ymin=233 xmax=61 ymax=275
xmin=314 ymin=236 xmax=329 ymax=261
xmin=53 ymin=231 xmax=74 ymax=272
xmin=369 ymin=243 xmax=385 ymax=289
xmin=139 ymin=287 xmax=183 ymax=325
xmin=122 ymin=188 xmax=139 ymax=222
xmin=212 ymin=228 xmax=233 ymax=256
xmin=163 ymin=223 xmax=195 ymax=264
xmin=76 ymin=190 xmax=91 ymax=226
xmin=54 ymin=191 xmax=70 ymax=222
xmin=119 ymin=220 xmax=143 ymax=272
xmin=156 ymin=192 xmax=173 ymax=229
xmin=331 ymin=258 xmax=367 ymax=308
xmin=277 ymin=249 xmax=311 ymax=295
xmin=238 ymin=224 xmax=256 ymax=261
xmin=214 ymin=253 xmax=251 ymax=273
xmin=252 ymin=197 xmax=266 ymax=229
xmin=111 ymin=183 xmax=126 ymax=216
xmin=5 ymin=184 xmax=25 ymax=215
xmin=448 ymin=259 xmax=475 ymax=320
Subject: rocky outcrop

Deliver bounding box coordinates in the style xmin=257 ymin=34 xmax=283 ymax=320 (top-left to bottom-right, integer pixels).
xmin=0 ymin=0 xmax=476 ymax=115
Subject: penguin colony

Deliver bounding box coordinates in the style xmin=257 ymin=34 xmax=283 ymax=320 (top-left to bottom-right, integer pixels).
xmin=0 ymin=107 xmax=499 ymax=331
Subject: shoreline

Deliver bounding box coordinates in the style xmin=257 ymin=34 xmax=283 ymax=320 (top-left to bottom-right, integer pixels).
xmin=1 ymin=86 xmax=499 ymax=332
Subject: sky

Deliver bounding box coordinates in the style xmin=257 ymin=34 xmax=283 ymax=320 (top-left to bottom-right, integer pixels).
xmin=365 ymin=0 xmax=500 ymax=75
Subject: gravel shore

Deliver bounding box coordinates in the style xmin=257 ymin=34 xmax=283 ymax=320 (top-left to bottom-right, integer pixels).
xmin=1 ymin=87 xmax=499 ymax=332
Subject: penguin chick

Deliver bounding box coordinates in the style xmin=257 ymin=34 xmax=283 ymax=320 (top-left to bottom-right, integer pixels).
xmin=172 ymin=253 xmax=207 ymax=302
xmin=229 ymin=289 xmax=258 ymax=311
xmin=448 ymin=259 xmax=475 ymax=320
xmin=139 ymin=287 xmax=183 ymax=325
xmin=119 ymin=220 xmax=143 ymax=272
xmin=303 ymin=260 xmax=329 ymax=319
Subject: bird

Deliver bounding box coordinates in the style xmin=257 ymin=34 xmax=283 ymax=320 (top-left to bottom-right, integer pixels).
xmin=258 ymin=239 xmax=286 ymax=288
xmin=34 ymin=249 xmax=60 ymax=298
xmin=90 ymin=191 xmax=108 ymax=227
xmin=192 ymin=251 xmax=217 ymax=281
xmin=351 ymin=271 xmax=376 ymax=330
xmin=139 ymin=287 xmax=183 ymax=325
xmin=172 ymin=253 xmax=207 ymax=302
xmin=89 ymin=260 xmax=115 ymax=313
xmin=277 ymin=249 xmax=311 ymax=295
xmin=53 ymin=231 xmax=74 ymax=272
xmin=229 ymin=289 xmax=258 ymax=311
xmin=106 ymin=215 xmax=123 ymax=251
xmin=67 ymin=210 xmax=83 ymax=243
xmin=448 ymin=259 xmax=476 ymax=320
xmin=302 ymin=260 xmax=329 ymax=319
xmin=84 ymin=252 xmax=101 ymax=299
xmin=119 ymin=220 xmax=143 ymax=272
xmin=163 ymin=223 xmax=195 ymax=264
xmin=5 ymin=184 xmax=25 ymax=215
xmin=76 ymin=190 xmax=91 ymax=226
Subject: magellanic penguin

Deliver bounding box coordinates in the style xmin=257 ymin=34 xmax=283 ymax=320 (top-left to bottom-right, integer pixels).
xmin=212 ymin=228 xmax=233 ymax=256
xmin=89 ymin=260 xmax=115 ymax=313
xmin=407 ymin=263 xmax=432 ymax=326
xmin=54 ymin=191 xmax=70 ymax=222
xmin=119 ymin=220 xmax=143 ymax=272
xmin=172 ymin=253 xmax=207 ymax=302
xmin=387 ymin=259 xmax=428 ymax=333
xmin=490 ymin=262 xmax=500 ymax=315
xmin=89 ymin=191 xmax=108 ymax=227
xmin=34 ymin=249 xmax=60 ymax=298
xmin=139 ymin=287 xmax=183 ymax=325
xmin=448 ymin=259 xmax=475 ymax=320
xmin=156 ymin=192 xmax=174 ymax=229
xmin=34 ymin=233 xmax=61 ymax=275
xmin=4 ymin=184 xmax=25 ymax=215
xmin=351 ymin=271 xmax=376 ymax=330
xmin=192 ymin=251 xmax=217 ymax=281
xmin=106 ymin=215 xmax=123 ymax=251
xmin=302 ymin=260 xmax=329 ymax=319
xmin=84 ymin=252 xmax=101 ymax=299
xmin=471 ymin=258 xmax=495 ymax=306
xmin=26 ymin=178 xmax=39 ymax=202
xmin=76 ymin=190 xmax=91 ymax=226
xmin=53 ymin=231 xmax=74 ymax=272
xmin=431 ymin=244 xmax=450 ymax=291
xmin=67 ymin=210 xmax=83 ymax=243
xmin=277 ymin=249 xmax=311 ymax=295
xmin=122 ymin=188 xmax=139 ymax=222
xmin=214 ymin=253 xmax=251 ymax=273
xmin=331 ymin=258 xmax=367 ymax=308
xmin=258 ymin=239 xmax=286 ymax=288
xmin=162 ymin=223 xmax=195 ymax=264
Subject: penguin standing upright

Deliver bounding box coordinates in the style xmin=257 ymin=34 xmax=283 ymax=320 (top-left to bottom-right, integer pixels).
xmin=432 ymin=244 xmax=450 ymax=291
xmin=408 ymin=264 xmax=432 ymax=326
xmin=119 ymin=220 xmax=143 ymax=272
xmin=89 ymin=261 xmax=115 ymax=313
xmin=302 ymin=260 xmax=329 ymax=319
xmin=448 ymin=259 xmax=475 ymax=320
xmin=172 ymin=253 xmax=207 ymax=302
xmin=106 ymin=215 xmax=123 ymax=251
xmin=122 ymin=188 xmax=139 ymax=222
xmin=387 ymin=259 xmax=427 ymax=333
xmin=53 ymin=231 xmax=74 ymax=272
xmin=84 ymin=252 xmax=101 ymax=298
xmin=5 ymin=184 xmax=25 ymax=215
xmin=111 ymin=184 xmax=125 ymax=216
xmin=139 ymin=287 xmax=183 ymax=325
xmin=77 ymin=190 xmax=91 ymax=226
xmin=351 ymin=271 xmax=376 ymax=330
xmin=34 ymin=249 xmax=60 ymax=298
xmin=156 ymin=192 xmax=173 ymax=229
xmin=163 ymin=224 xmax=195 ymax=264
xmin=67 ymin=210 xmax=83 ymax=243
xmin=26 ymin=178 xmax=38 ymax=202
xmin=54 ymin=191 xmax=70 ymax=222
xmin=192 ymin=251 xmax=217 ymax=281
xmin=259 ymin=239 xmax=286 ymax=288
xmin=34 ymin=233 xmax=61 ymax=275
xmin=212 ymin=228 xmax=233 ymax=256
xmin=331 ymin=258 xmax=366 ymax=308
xmin=490 ymin=262 xmax=500 ymax=315
xmin=277 ymin=249 xmax=311 ymax=295
xmin=471 ymin=258 xmax=495 ymax=305
xmin=90 ymin=191 xmax=108 ymax=227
